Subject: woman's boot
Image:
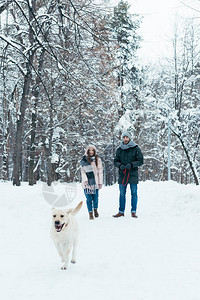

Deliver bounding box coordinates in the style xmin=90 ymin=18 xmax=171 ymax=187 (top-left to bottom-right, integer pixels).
xmin=89 ymin=212 xmax=94 ymax=220
xmin=94 ymin=209 xmax=99 ymax=218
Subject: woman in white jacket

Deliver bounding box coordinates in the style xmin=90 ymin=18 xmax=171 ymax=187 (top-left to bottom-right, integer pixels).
xmin=80 ymin=145 xmax=103 ymax=220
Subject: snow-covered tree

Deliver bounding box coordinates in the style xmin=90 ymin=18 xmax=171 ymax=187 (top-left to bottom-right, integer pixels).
xmin=0 ymin=0 xmax=119 ymax=185
xmin=107 ymin=0 xmax=141 ymax=115
xmin=137 ymin=20 xmax=200 ymax=184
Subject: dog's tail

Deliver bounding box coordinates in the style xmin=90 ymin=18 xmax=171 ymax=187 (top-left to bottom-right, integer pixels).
xmin=71 ymin=201 xmax=83 ymax=216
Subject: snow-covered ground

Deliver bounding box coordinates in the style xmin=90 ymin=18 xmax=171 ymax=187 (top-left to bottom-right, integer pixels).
xmin=0 ymin=180 xmax=200 ymax=300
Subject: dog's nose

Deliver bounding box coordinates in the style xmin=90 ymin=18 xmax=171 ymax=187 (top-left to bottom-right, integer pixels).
xmin=55 ymin=221 xmax=60 ymax=225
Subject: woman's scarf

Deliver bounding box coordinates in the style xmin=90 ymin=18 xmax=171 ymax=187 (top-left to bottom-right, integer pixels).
xmin=80 ymin=155 xmax=96 ymax=194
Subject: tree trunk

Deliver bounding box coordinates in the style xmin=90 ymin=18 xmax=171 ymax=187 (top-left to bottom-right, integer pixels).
xmin=44 ymin=143 xmax=52 ymax=186
xmin=29 ymin=105 xmax=37 ymax=185
xmin=13 ymin=0 xmax=35 ymax=186
xmin=29 ymin=50 xmax=45 ymax=185
xmin=13 ymin=66 xmax=32 ymax=186
xmin=179 ymin=138 xmax=199 ymax=185
xmin=43 ymin=109 xmax=53 ymax=186
xmin=172 ymin=130 xmax=199 ymax=185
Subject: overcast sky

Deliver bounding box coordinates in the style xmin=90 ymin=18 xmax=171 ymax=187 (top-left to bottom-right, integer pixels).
xmin=127 ymin=0 xmax=200 ymax=63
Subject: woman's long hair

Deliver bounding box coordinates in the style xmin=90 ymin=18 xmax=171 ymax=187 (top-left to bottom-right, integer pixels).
xmin=87 ymin=148 xmax=98 ymax=167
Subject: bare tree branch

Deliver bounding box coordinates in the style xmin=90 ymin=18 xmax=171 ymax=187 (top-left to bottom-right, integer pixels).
xmin=0 ymin=0 xmax=13 ymax=14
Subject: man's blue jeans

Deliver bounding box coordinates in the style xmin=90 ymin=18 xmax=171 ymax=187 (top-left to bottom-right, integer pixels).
xmin=84 ymin=189 xmax=99 ymax=213
xmin=119 ymin=183 xmax=138 ymax=213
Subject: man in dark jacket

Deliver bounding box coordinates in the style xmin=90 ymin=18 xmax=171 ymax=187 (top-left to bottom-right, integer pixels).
xmin=113 ymin=132 xmax=143 ymax=218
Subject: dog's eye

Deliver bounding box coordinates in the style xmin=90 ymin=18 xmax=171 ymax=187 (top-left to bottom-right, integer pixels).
xmin=60 ymin=215 xmax=64 ymax=218
xmin=53 ymin=215 xmax=56 ymax=218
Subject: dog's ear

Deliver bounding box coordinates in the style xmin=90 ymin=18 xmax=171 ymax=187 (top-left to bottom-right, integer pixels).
xmin=66 ymin=209 xmax=73 ymax=214
xmin=52 ymin=207 xmax=56 ymax=211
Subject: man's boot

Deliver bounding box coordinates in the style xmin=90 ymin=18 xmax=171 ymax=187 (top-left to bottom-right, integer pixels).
xmin=131 ymin=212 xmax=138 ymax=218
xmin=94 ymin=209 xmax=99 ymax=218
xmin=112 ymin=212 xmax=124 ymax=218
xmin=89 ymin=212 xmax=94 ymax=220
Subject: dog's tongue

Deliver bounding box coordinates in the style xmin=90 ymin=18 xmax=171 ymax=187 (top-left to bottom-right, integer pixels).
xmin=56 ymin=223 xmax=64 ymax=231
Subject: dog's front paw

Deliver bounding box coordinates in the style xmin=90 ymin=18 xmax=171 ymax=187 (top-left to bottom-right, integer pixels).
xmin=61 ymin=264 xmax=68 ymax=270
xmin=71 ymin=259 xmax=76 ymax=264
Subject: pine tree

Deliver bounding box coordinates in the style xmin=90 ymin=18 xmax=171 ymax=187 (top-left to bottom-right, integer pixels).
xmin=108 ymin=0 xmax=141 ymax=115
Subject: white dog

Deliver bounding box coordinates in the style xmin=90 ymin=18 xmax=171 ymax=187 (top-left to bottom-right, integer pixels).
xmin=51 ymin=201 xmax=83 ymax=270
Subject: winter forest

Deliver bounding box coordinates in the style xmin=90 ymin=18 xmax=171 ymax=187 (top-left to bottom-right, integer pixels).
xmin=0 ymin=0 xmax=200 ymax=186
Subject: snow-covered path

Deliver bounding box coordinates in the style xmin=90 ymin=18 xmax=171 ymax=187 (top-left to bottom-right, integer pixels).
xmin=0 ymin=181 xmax=200 ymax=300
